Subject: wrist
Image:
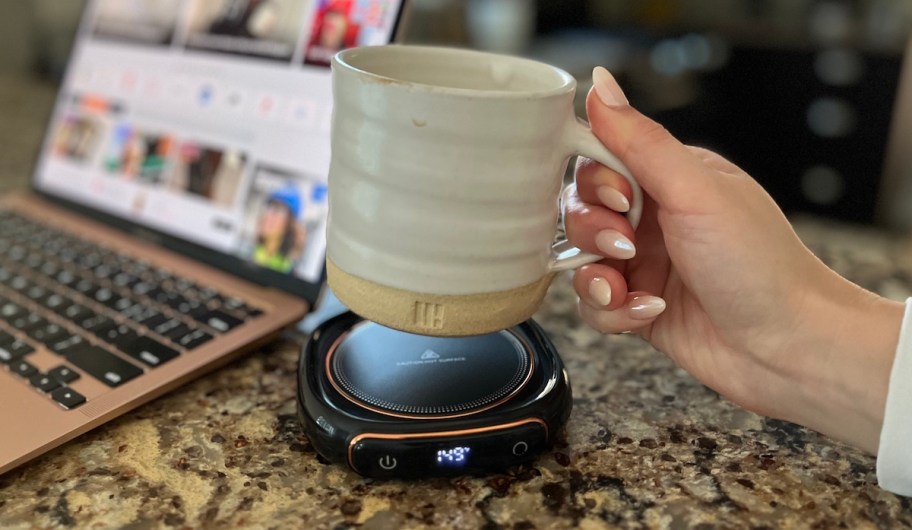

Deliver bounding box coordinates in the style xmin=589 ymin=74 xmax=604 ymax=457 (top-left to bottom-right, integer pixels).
xmin=780 ymin=277 xmax=904 ymax=453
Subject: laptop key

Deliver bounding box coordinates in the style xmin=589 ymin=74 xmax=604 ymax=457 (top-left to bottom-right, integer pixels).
xmin=66 ymin=346 xmax=143 ymax=387
xmin=100 ymin=324 xmax=139 ymax=350
xmin=63 ymin=303 xmax=93 ymax=322
xmin=25 ymin=284 xmax=49 ymax=302
xmin=139 ymin=312 xmax=168 ymax=330
xmin=223 ymin=297 xmax=245 ymax=311
xmin=132 ymin=281 xmax=153 ymax=296
xmin=29 ymin=373 xmax=62 ymax=393
xmin=175 ymin=299 xmax=208 ymax=319
xmin=49 ymin=334 xmax=87 ymax=356
xmin=73 ymin=278 xmax=100 ymax=298
xmin=78 ymin=313 xmax=115 ymax=335
xmin=0 ymin=330 xmax=13 ymax=346
xmin=0 ymin=301 xmax=26 ymax=321
xmin=48 ymin=365 xmax=80 ymax=384
xmin=12 ymin=313 xmax=44 ymax=330
xmin=196 ymin=310 xmax=243 ymax=333
xmin=24 ymin=253 xmax=43 ymax=269
xmin=39 ymin=261 xmax=59 ymax=277
xmin=9 ymin=275 xmax=31 ymax=292
xmin=121 ymin=303 xmax=149 ymax=321
xmin=54 ymin=269 xmax=78 ymax=287
xmin=165 ymin=293 xmax=190 ymax=311
xmin=25 ymin=322 xmax=67 ymax=345
xmin=51 ymin=387 xmax=86 ymax=410
xmin=10 ymin=359 xmax=38 ymax=378
xmin=110 ymin=296 xmax=135 ymax=312
xmin=111 ymin=272 xmax=136 ymax=288
xmin=122 ymin=336 xmax=179 ymax=367
xmin=153 ymin=318 xmax=185 ymax=337
xmin=93 ymin=287 xmax=116 ymax=305
xmin=0 ymin=340 xmax=35 ymax=363
xmin=44 ymin=293 xmax=73 ymax=314
xmin=175 ymin=329 xmax=213 ymax=350
xmin=92 ymin=264 xmax=115 ymax=280
xmin=163 ymin=323 xmax=192 ymax=341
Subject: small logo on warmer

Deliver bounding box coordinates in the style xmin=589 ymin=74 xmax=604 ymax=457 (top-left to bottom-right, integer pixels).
xmin=396 ymin=348 xmax=466 ymax=367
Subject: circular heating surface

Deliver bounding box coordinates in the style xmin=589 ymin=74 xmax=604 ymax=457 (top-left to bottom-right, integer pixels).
xmin=328 ymin=323 xmax=533 ymax=416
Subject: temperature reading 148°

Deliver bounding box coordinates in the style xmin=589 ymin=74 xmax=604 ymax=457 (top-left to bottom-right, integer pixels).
xmin=436 ymin=446 xmax=471 ymax=466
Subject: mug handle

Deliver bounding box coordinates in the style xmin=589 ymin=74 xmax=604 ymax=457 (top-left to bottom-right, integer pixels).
xmin=548 ymin=117 xmax=644 ymax=273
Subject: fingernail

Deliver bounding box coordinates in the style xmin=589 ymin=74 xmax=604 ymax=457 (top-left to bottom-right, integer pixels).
xmin=592 ymin=66 xmax=629 ymax=107
xmin=629 ymin=296 xmax=666 ymax=320
xmin=588 ymin=277 xmax=612 ymax=306
xmin=595 ymin=229 xmax=636 ymax=259
xmin=597 ymin=186 xmax=630 ymax=213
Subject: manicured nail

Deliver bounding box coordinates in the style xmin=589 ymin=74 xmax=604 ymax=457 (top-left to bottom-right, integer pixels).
xmin=595 ymin=229 xmax=635 ymax=259
xmin=597 ymin=186 xmax=630 ymax=213
xmin=588 ymin=277 xmax=612 ymax=306
xmin=592 ymin=66 xmax=629 ymax=107
xmin=629 ymin=296 xmax=666 ymax=320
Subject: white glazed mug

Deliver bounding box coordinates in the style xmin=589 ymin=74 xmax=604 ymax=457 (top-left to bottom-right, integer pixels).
xmin=327 ymin=45 xmax=642 ymax=336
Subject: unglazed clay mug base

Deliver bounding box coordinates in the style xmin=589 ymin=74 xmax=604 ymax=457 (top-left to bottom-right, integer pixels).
xmin=327 ymin=45 xmax=642 ymax=336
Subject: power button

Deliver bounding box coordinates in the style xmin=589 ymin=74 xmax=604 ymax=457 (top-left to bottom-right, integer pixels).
xmin=378 ymin=454 xmax=398 ymax=470
xmin=512 ymin=441 xmax=529 ymax=456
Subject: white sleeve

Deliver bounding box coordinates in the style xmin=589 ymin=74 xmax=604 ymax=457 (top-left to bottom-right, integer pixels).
xmin=877 ymin=297 xmax=912 ymax=496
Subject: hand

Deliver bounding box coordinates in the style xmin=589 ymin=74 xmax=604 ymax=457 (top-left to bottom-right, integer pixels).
xmin=564 ymin=67 xmax=905 ymax=453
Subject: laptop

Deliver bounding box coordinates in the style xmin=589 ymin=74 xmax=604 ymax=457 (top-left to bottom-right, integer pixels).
xmin=0 ymin=0 xmax=406 ymax=475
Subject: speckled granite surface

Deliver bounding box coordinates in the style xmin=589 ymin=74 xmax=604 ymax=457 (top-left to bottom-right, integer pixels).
xmin=1 ymin=77 xmax=912 ymax=529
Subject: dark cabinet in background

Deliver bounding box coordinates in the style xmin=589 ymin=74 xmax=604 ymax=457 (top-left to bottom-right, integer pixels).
xmin=653 ymin=47 xmax=902 ymax=223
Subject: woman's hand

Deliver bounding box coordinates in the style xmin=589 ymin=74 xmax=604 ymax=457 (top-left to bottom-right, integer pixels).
xmin=565 ymin=67 xmax=905 ymax=453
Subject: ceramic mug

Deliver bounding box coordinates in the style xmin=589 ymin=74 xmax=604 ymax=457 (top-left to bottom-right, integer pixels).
xmin=327 ymin=45 xmax=642 ymax=336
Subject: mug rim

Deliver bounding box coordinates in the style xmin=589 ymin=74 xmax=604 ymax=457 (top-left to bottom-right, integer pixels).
xmin=332 ymin=45 xmax=577 ymax=99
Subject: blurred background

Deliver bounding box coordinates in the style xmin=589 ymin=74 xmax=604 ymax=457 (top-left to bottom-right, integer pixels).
xmin=1 ymin=0 xmax=912 ymax=230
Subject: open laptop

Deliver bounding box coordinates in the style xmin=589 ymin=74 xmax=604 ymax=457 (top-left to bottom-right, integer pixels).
xmin=0 ymin=0 xmax=406 ymax=475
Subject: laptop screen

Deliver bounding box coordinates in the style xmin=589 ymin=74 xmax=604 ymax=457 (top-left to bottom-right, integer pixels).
xmin=33 ymin=0 xmax=404 ymax=300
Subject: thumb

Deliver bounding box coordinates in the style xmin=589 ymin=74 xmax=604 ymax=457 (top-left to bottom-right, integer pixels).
xmin=586 ymin=67 xmax=715 ymax=212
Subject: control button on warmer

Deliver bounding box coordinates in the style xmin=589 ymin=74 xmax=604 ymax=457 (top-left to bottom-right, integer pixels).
xmin=378 ymin=455 xmax=398 ymax=470
xmin=512 ymin=441 xmax=529 ymax=456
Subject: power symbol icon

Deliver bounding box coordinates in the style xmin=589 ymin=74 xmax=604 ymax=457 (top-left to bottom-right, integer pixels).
xmin=512 ymin=441 xmax=529 ymax=456
xmin=378 ymin=455 xmax=398 ymax=470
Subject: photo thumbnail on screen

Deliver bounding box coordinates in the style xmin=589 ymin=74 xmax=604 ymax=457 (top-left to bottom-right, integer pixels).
xmin=169 ymin=142 xmax=247 ymax=207
xmin=185 ymin=0 xmax=309 ymax=61
xmin=304 ymin=0 xmax=400 ymax=66
xmin=92 ymin=0 xmax=183 ymax=46
xmin=103 ymin=124 xmax=175 ymax=184
xmin=52 ymin=115 xmax=104 ymax=166
xmin=240 ymin=166 xmax=328 ymax=276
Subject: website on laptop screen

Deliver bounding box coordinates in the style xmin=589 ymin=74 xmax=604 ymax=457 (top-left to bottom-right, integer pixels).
xmin=34 ymin=0 xmax=402 ymax=286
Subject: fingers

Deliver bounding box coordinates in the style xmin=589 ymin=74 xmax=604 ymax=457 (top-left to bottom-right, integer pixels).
xmin=586 ymin=67 xmax=718 ymax=214
xmin=574 ymin=157 xmax=633 ymax=213
xmin=563 ymin=183 xmax=636 ymax=260
xmin=573 ymin=263 xmax=630 ymax=310
xmin=578 ymin=291 xmax=667 ymax=335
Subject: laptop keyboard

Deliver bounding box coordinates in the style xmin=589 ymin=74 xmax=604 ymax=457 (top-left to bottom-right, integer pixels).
xmin=0 ymin=211 xmax=263 ymax=410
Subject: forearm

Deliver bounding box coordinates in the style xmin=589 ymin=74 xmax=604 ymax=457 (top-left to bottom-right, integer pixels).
xmin=783 ymin=278 xmax=904 ymax=453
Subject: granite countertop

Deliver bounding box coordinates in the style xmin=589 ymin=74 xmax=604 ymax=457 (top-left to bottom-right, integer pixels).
xmin=1 ymin=77 xmax=912 ymax=529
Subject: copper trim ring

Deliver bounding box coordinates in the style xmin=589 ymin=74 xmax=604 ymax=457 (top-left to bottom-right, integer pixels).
xmin=347 ymin=417 xmax=549 ymax=471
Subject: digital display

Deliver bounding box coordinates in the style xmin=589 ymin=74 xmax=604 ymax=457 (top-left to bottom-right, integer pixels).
xmin=350 ymin=423 xmax=548 ymax=476
xmin=436 ymin=446 xmax=471 ymax=467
